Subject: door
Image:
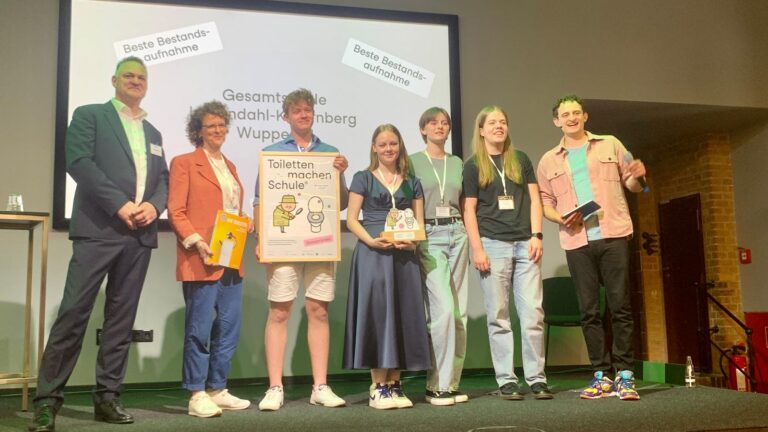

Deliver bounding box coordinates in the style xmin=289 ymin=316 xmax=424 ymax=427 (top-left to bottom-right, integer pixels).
xmin=659 ymin=194 xmax=710 ymax=371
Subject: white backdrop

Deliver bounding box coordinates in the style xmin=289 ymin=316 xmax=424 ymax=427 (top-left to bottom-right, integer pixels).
xmin=63 ymin=0 xmax=457 ymax=219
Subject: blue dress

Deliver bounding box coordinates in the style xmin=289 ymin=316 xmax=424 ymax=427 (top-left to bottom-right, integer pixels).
xmin=343 ymin=170 xmax=430 ymax=370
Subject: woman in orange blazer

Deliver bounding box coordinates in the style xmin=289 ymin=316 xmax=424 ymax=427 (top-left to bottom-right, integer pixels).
xmin=168 ymin=101 xmax=251 ymax=418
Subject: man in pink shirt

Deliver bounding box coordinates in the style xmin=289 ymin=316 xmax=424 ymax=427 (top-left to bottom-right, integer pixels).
xmin=537 ymin=95 xmax=646 ymax=401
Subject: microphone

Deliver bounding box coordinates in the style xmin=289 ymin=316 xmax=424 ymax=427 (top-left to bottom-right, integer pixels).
xmin=623 ymin=151 xmax=649 ymax=193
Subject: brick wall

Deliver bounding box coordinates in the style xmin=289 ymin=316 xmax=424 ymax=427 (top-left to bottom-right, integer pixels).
xmin=635 ymin=133 xmax=744 ymax=366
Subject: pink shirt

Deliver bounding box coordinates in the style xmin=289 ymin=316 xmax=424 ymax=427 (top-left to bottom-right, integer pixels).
xmin=537 ymin=132 xmax=642 ymax=250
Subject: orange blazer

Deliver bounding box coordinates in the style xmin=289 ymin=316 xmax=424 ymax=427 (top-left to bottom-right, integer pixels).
xmin=168 ymin=147 xmax=245 ymax=281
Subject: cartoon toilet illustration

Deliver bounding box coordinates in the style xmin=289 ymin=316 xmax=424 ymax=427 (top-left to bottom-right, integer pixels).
xmin=307 ymin=196 xmax=325 ymax=233
xmin=404 ymin=208 xmax=415 ymax=229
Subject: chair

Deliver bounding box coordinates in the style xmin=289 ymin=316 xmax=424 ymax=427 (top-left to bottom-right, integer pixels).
xmin=542 ymin=276 xmax=605 ymax=364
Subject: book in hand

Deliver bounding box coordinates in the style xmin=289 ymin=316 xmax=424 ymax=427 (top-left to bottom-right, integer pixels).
xmin=209 ymin=210 xmax=250 ymax=269
xmin=562 ymin=200 xmax=601 ymax=220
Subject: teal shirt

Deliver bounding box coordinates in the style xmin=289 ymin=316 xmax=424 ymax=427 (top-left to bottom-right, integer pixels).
xmin=567 ymin=143 xmax=602 ymax=240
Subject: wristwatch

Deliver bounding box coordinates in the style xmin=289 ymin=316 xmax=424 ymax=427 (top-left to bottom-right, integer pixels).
xmin=531 ymin=232 xmax=543 ymax=240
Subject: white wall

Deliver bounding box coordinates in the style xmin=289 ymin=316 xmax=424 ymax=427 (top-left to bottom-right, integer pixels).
xmin=2 ymin=0 xmax=767 ymax=386
xmin=732 ymin=122 xmax=768 ymax=312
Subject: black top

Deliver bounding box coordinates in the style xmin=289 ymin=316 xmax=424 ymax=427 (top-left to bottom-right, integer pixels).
xmin=462 ymin=151 xmax=536 ymax=242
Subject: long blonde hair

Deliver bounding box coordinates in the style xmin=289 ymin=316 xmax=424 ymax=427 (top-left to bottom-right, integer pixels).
xmin=368 ymin=123 xmax=411 ymax=178
xmin=471 ymin=105 xmax=521 ymax=188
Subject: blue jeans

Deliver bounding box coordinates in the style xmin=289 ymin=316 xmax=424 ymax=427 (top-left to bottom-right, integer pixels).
xmin=418 ymin=221 xmax=469 ymax=392
xmin=182 ymin=269 xmax=243 ymax=391
xmin=478 ymin=237 xmax=546 ymax=387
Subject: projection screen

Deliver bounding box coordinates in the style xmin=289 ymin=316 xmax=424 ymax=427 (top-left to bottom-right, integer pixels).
xmin=53 ymin=0 xmax=461 ymax=228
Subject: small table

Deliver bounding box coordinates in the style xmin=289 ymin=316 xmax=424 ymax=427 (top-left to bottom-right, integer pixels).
xmin=0 ymin=211 xmax=49 ymax=411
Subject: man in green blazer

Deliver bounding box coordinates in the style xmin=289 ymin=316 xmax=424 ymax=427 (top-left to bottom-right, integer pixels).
xmin=30 ymin=56 xmax=168 ymax=432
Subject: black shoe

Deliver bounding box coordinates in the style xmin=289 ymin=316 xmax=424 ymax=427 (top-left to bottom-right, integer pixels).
xmin=449 ymin=390 xmax=469 ymax=403
xmin=530 ymin=382 xmax=554 ymax=400
xmin=29 ymin=403 xmax=56 ymax=432
xmin=499 ymin=382 xmax=524 ymax=400
xmin=425 ymin=390 xmax=456 ymax=406
xmin=94 ymin=399 xmax=134 ymax=424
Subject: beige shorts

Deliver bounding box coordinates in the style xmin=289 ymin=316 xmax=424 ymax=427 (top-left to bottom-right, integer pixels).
xmin=266 ymin=261 xmax=336 ymax=303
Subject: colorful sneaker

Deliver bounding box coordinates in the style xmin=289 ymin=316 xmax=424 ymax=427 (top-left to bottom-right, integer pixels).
xmin=188 ymin=392 xmax=222 ymax=418
xmin=425 ymin=390 xmax=455 ymax=406
xmin=579 ymin=371 xmax=616 ymax=399
xmin=369 ymin=383 xmax=397 ymax=410
xmin=389 ymin=381 xmax=413 ymax=408
xmin=207 ymin=388 xmax=251 ymax=410
xmin=450 ymin=390 xmax=469 ymax=403
xmin=258 ymin=386 xmax=284 ymax=411
xmin=310 ymin=384 xmax=346 ymax=407
xmin=615 ymin=370 xmax=640 ymax=401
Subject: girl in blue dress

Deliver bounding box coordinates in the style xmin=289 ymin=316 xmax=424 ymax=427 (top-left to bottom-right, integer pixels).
xmin=343 ymin=124 xmax=430 ymax=409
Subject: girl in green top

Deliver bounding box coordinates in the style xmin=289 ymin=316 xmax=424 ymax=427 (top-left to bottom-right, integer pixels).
xmin=409 ymin=107 xmax=470 ymax=406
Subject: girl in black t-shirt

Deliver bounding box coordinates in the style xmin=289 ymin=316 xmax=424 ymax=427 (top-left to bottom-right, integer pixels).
xmin=462 ymin=105 xmax=552 ymax=400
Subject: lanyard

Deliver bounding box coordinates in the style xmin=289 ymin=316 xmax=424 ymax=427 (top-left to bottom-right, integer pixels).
xmin=487 ymin=154 xmax=508 ymax=196
xmin=377 ymin=168 xmax=399 ymax=209
xmin=424 ymin=151 xmax=447 ymax=204
xmin=295 ymin=139 xmax=312 ymax=152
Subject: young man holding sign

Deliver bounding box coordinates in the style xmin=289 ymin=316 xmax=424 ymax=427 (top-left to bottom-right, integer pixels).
xmin=253 ymin=88 xmax=349 ymax=411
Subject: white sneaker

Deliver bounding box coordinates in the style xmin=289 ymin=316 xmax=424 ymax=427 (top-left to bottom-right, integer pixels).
xmin=389 ymin=381 xmax=413 ymax=408
xmin=258 ymin=386 xmax=284 ymax=411
xmin=451 ymin=390 xmax=469 ymax=403
xmin=188 ymin=393 xmax=222 ymax=418
xmin=207 ymin=388 xmax=251 ymax=410
xmin=310 ymin=384 xmax=346 ymax=407
xmin=369 ymin=383 xmax=397 ymax=410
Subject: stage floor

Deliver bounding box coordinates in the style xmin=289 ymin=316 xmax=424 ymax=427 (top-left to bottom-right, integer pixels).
xmin=2 ymin=369 xmax=767 ymax=431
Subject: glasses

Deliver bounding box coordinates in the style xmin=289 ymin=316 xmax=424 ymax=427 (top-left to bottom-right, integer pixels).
xmin=202 ymin=123 xmax=228 ymax=131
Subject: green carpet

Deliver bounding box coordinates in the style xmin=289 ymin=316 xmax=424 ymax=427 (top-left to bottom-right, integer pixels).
xmin=2 ymin=369 xmax=767 ymax=431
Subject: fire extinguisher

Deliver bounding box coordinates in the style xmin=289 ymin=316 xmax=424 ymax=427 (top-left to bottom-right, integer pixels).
xmin=729 ymin=343 xmax=750 ymax=392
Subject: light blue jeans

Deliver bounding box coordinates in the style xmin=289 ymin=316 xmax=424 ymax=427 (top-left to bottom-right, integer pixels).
xmin=418 ymin=221 xmax=469 ymax=392
xmin=478 ymin=237 xmax=546 ymax=387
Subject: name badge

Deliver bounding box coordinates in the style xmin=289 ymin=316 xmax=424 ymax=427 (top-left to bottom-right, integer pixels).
xmin=150 ymin=143 xmax=163 ymax=156
xmin=498 ymin=196 xmax=515 ymax=210
xmin=435 ymin=205 xmax=451 ymax=218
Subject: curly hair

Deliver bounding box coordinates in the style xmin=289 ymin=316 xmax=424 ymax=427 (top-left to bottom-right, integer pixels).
xmin=552 ymin=94 xmax=584 ymax=118
xmin=282 ymin=88 xmax=315 ymax=115
xmin=186 ymin=100 xmax=231 ymax=147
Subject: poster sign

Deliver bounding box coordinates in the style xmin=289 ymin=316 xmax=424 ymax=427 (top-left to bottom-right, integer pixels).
xmin=209 ymin=210 xmax=249 ymax=269
xmin=258 ymin=151 xmax=341 ymax=262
